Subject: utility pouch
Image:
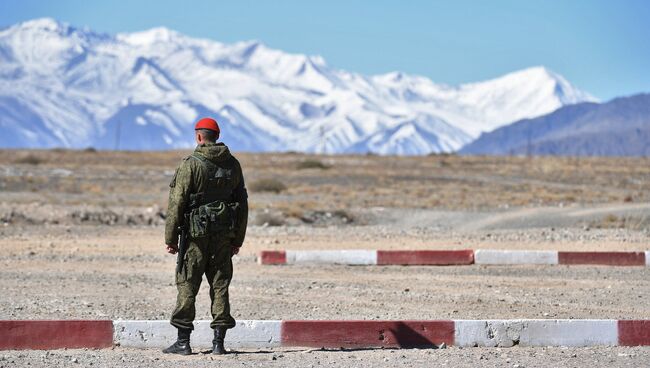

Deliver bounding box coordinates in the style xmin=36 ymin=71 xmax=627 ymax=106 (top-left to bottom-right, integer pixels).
xmin=189 ymin=200 xmax=239 ymax=239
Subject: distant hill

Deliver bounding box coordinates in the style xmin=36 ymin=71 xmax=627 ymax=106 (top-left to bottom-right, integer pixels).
xmin=460 ymin=94 xmax=650 ymax=156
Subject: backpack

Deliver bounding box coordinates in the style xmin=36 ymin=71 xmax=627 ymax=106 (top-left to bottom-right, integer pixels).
xmin=186 ymin=153 xmax=239 ymax=239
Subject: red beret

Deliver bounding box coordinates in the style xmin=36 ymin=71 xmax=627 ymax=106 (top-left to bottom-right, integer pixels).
xmin=194 ymin=117 xmax=220 ymax=134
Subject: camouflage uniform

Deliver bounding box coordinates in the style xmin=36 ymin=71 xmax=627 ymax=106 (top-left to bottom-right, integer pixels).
xmin=165 ymin=142 xmax=248 ymax=331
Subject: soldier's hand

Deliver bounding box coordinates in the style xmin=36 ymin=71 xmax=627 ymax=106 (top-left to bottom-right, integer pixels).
xmin=166 ymin=244 xmax=179 ymax=254
xmin=231 ymin=246 xmax=240 ymax=256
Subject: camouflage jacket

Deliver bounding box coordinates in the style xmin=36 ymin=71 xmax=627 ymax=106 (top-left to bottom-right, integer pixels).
xmin=165 ymin=142 xmax=248 ymax=247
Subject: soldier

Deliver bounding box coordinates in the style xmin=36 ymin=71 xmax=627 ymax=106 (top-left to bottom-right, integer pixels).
xmin=163 ymin=117 xmax=248 ymax=355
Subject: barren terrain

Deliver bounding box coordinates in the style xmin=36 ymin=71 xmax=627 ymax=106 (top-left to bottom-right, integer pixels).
xmin=1 ymin=149 xmax=649 ymax=367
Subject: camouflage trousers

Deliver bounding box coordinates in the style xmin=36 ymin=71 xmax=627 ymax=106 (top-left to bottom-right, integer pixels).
xmin=170 ymin=236 xmax=236 ymax=331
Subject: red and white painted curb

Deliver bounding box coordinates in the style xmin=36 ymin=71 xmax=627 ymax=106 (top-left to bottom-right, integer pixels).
xmin=2 ymin=319 xmax=649 ymax=350
xmin=259 ymin=250 xmax=650 ymax=266
xmin=0 ymin=320 xmax=113 ymax=350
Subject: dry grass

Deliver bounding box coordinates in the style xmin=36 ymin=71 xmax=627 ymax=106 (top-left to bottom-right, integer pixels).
xmin=13 ymin=154 xmax=44 ymax=165
xmin=589 ymin=214 xmax=650 ymax=230
xmin=296 ymin=158 xmax=330 ymax=170
xmin=253 ymin=212 xmax=286 ymax=226
xmin=1 ymin=149 xmax=649 ymax=211
xmin=249 ymin=178 xmax=287 ymax=193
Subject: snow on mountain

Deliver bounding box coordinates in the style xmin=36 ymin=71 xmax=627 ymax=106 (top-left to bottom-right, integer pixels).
xmin=0 ymin=18 xmax=597 ymax=153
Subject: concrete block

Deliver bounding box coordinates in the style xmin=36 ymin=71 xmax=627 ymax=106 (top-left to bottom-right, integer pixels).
xmin=455 ymin=319 xmax=618 ymax=347
xmin=619 ymin=320 xmax=650 ymax=346
xmin=0 ymin=320 xmax=113 ymax=350
xmin=286 ymin=250 xmax=377 ymax=265
xmin=474 ymin=250 xmax=558 ymax=265
xmin=282 ymin=320 xmax=454 ymax=348
xmin=454 ymin=320 xmax=524 ymax=347
xmin=519 ymin=319 xmax=618 ymax=347
xmin=113 ymin=320 xmax=281 ymax=349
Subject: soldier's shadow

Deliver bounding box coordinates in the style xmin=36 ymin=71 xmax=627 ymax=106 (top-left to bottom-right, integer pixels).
xmin=198 ymin=322 xmax=447 ymax=354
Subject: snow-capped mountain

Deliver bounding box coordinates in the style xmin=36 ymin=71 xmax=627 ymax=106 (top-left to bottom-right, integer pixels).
xmin=0 ymin=18 xmax=597 ymax=154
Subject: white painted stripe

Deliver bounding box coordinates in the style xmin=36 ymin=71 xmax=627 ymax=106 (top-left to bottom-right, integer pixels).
xmin=518 ymin=319 xmax=618 ymax=347
xmin=454 ymin=320 xmax=618 ymax=347
xmin=454 ymin=320 xmax=525 ymax=347
xmin=286 ymin=250 xmax=377 ymax=265
xmin=113 ymin=320 xmax=281 ymax=349
xmin=646 ymin=251 xmax=649 ymax=266
xmin=474 ymin=250 xmax=558 ymax=265
xmin=285 ymin=250 xmax=295 ymax=264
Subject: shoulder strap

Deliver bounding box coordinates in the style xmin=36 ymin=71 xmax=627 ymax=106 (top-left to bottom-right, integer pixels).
xmin=189 ymin=152 xmax=218 ymax=172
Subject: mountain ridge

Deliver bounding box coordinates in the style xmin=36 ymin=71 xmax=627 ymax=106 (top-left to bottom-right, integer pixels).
xmin=0 ymin=18 xmax=597 ymax=153
xmin=460 ymin=93 xmax=650 ymax=156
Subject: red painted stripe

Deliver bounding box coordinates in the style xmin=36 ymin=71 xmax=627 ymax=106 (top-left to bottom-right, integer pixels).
xmin=377 ymin=250 xmax=474 ymax=265
xmin=259 ymin=251 xmax=286 ymax=265
xmin=281 ymin=320 xmax=454 ymax=348
xmin=0 ymin=320 xmax=113 ymax=350
xmin=619 ymin=320 xmax=650 ymax=346
xmin=558 ymin=252 xmax=645 ymax=266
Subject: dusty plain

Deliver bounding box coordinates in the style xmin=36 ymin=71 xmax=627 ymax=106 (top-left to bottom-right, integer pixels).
xmin=1 ymin=149 xmax=649 ymax=367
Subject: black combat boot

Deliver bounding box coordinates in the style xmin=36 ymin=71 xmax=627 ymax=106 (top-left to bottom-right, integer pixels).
xmin=212 ymin=327 xmax=227 ymax=354
xmin=162 ymin=328 xmax=192 ymax=355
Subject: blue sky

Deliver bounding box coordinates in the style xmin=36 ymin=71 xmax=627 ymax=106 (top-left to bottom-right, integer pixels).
xmin=1 ymin=0 xmax=648 ymax=100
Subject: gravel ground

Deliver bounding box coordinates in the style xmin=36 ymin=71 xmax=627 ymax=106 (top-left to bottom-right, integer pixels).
xmin=2 ymin=213 xmax=649 ymax=367
xmin=3 ymin=256 xmax=649 ymax=321
xmin=2 ymin=346 xmax=650 ymax=368
xmin=1 ymin=224 xmax=649 ymax=321
xmin=2 ymin=151 xmax=650 ymax=367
